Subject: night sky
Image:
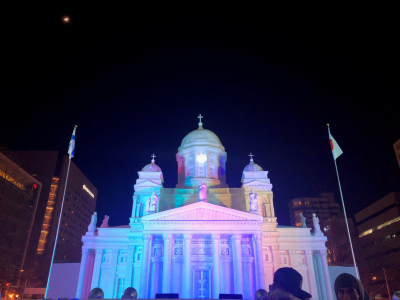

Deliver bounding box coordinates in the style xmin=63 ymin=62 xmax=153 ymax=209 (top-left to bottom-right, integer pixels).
xmin=2 ymin=6 xmax=399 ymax=226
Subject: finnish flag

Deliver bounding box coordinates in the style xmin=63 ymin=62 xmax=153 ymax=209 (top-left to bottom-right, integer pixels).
xmin=68 ymin=126 xmax=77 ymax=159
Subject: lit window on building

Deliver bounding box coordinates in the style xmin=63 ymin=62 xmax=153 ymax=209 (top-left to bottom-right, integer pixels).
xmin=37 ymin=177 xmax=59 ymax=254
xmin=359 ymin=216 xmax=400 ymax=237
xmin=0 ymin=168 xmax=26 ymax=191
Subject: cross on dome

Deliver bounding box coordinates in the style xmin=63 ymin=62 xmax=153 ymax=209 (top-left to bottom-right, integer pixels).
xmin=151 ymin=154 xmax=156 ymax=163
xmin=249 ymin=153 xmax=254 ymax=162
xmin=197 ymin=114 xmax=203 ymax=129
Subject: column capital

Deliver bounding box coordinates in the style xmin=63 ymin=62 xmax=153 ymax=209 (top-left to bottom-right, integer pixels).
xmin=95 ymin=248 xmax=103 ymax=254
xmin=272 ymin=245 xmax=279 ymax=251
xmin=252 ymin=233 xmax=263 ymax=241
xmin=111 ymin=249 xmax=118 ymax=254
xmin=143 ymin=233 xmax=153 ymax=240
xmin=212 ymin=234 xmax=221 ymax=240
xmin=163 ymin=233 xmax=173 ymax=240
xmin=231 ymin=233 xmax=242 ymax=241
xmin=82 ymin=248 xmax=90 ymax=254
xmin=184 ymin=233 xmax=193 ymax=240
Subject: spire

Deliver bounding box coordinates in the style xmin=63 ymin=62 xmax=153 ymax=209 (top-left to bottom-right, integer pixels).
xmin=197 ymin=114 xmax=203 ymax=129
xmin=151 ymin=154 xmax=156 ymax=164
xmin=249 ymin=153 xmax=254 ymax=163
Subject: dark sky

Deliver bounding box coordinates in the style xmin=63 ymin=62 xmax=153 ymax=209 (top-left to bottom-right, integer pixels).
xmin=2 ymin=5 xmax=399 ymax=226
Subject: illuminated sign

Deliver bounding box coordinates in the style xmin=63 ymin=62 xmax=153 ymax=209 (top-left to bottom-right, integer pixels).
xmin=196 ymin=154 xmax=207 ymax=163
xmin=83 ymin=184 xmax=94 ymax=198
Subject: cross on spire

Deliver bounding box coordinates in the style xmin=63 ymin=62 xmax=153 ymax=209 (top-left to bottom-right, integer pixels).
xmin=197 ymin=114 xmax=203 ymax=129
xmin=151 ymin=154 xmax=156 ymax=163
xmin=249 ymin=153 xmax=254 ymax=162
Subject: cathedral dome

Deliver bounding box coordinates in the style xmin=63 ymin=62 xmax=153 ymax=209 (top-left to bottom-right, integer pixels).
xmin=142 ymin=163 xmax=162 ymax=172
xmin=179 ymin=128 xmax=224 ymax=150
xmin=142 ymin=156 xmax=162 ymax=172
xmin=243 ymin=157 xmax=263 ymax=172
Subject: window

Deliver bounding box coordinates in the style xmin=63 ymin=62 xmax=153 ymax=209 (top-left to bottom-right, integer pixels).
xmin=359 ymin=217 xmax=400 ymax=237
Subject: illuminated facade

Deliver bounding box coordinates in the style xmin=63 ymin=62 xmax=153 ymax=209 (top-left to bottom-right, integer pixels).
xmin=76 ymin=119 xmax=334 ymax=300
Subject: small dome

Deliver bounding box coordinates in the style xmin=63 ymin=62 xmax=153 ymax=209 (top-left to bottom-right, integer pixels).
xmin=180 ymin=128 xmax=224 ymax=150
xmin=243 ymin=161 xmax=263 ymax=172
xmin=142 ymin=162 xmax=162 ymax=172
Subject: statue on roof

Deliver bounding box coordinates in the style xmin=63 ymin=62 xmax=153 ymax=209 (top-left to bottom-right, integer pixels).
xmin=147 ymin=191 xmax=159 ymax=212
xmin=88 ymin=212 xmax=97 ymax=232
xmin=198 ymin=179 xmax=207 ymax=202
xmin=300 ymin=212 xmax=307 ymax=228
xmin=312 ymin=213 xmax=323 ymax=235
xmin=249 ymin=189 xmax=259 ymax=213
xmin=100 ymin=215 xmax=109 ymax=228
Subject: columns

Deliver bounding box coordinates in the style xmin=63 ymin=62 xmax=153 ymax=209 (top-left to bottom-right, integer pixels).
xmin=183 ymin=234 xmax=193 ymax=299
xmin=312 ymin=253 xmax=322 ymax=300
xmin=315 ymin=251 xmax=327 ymax=300
xmin=140 ymin=234 xmax=153 ymax=299
xmin=272 ymin=245 xmax=281 ymax=272
xmin=76 ymin=248 xmax=90 ymax=298
xmin=212 ymin=234 xmax=221 ymax=299
xmin=253 ymin=233 xmax=265 ymax=291
xmin=125 ymin=245 xmax=135 ymax=289
xmin=162 ymin=234 xmax=173 ymax=293
xmin=305 ymin=250 xmax=319 ymax=300
xmin=108 ymin=249 xmax=119 ymax=298
xmin=320 ymin=250 xmax=333 ymax=300
xmin=91 ymin=249 xmax=103 ymax=290
xmin=231 ymin=234 xmax=244 ymax=295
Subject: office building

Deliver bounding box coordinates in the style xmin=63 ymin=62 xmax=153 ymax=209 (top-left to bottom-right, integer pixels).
xmin=0 ymin=152 xmax=42 ymax=288
xmin=3 ymin=151 xmax=98 ymax=286
xmin=289 ymin=193 xmax=341 ymax=231
xmin=355 ymin=192 xmax=400 ymax=298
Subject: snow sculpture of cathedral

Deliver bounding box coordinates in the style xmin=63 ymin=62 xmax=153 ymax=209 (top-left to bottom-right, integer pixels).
xmin=76 ymin=116 xmax=333 ymax=300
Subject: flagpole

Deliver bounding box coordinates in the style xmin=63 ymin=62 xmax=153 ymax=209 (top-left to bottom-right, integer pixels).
xmin=328 ymin=124 xmax=359 ymax=280
xmin=45 ymin=126 xmax=76 ymax=298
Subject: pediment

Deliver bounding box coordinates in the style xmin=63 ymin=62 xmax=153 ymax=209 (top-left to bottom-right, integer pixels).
xmin=142 ymin=201 xmax=263 ymax=222
xmin=242 ymin=180 xmax=273 ymax=187
xmin=134 ymin=180 xmax=162 ymax=187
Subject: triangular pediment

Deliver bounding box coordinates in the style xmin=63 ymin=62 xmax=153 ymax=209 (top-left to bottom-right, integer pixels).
xmin=142 ymin=201 xmax=263 ymax=222
xmin=242 ymin=180 xmax=272 ymax=187
xmin=134 ymin=180 xmax=162 ymax=187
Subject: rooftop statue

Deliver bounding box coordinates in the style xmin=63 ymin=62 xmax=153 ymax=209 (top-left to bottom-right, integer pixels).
xmin=100 ymin=215 xmax=109 ymax=228
xmin=300 ymin=212 xmax=307 ymax=228
xmin=147 ymin=191 xmax=159 ymax=212
xmin=88 ymin=212 xmax=97 ymax=232
xmin=198 ymin=179 xmax=207 ymax=202
xmin=249 ymin=189 xmax=259 ymax=213
xmin=312 ymin=213 xmax=323 ymax=235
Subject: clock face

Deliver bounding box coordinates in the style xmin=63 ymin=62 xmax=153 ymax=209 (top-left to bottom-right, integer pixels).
xmin=196 ymin=154 xmax=207 ymax=163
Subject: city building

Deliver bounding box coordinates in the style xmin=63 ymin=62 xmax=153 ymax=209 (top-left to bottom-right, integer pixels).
xmin=75 ymin=118 xmax=334 ymax=300
xmin=3 ymin=151 xmax=98 ymax=287
xmin=0 ymin=152 xmax=42 ymax=289
xmin=289 ymin=193 xmax=341 ymax=231
xmin=355 ymin=192 xmax=400 ymax=298
xmin=322 ymin=217 xmax=358 ymax=266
